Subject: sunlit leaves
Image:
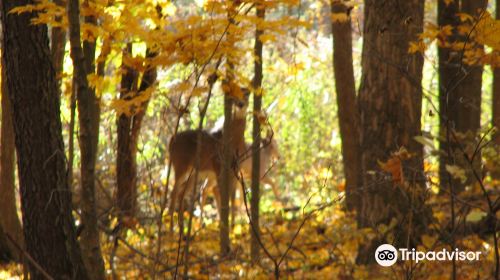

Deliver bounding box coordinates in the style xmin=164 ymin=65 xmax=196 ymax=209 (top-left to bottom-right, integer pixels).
xmin=258 ymin=33 xmax=276 ymax=43
xmin=408 ymin=41 xmax=427 ymax=54
xmin=9 ymin=0 xmax=67 ymax=27
xmin=475 ymin=12 xmax=500 ymax=51
xmin=411 ymin=11 xmax=500 ymax=66
xmin=111 ymin=87 xmax=155 ymax=116
xmin=331 ymin=13 xmax=349 ymax=23
xmin=466 ymin=210 xmax=487 ymax=223
xmin=87 ymin=74 xmax=114 ymax=97
xmin=445 ymin=164 xmax=467 ymax=183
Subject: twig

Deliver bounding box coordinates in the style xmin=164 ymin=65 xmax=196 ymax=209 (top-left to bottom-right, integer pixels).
xmin=5 ymin=233 xmax=54 ymax=280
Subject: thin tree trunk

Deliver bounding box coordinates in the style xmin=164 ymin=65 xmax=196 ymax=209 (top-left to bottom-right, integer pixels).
xmin=450 ymin=0 xmax=487 ymax=192
xmin=493 ymin=0 xmax=500 ymax=175
xmin=217 ymin=3 xmax=242 ymax=256
xmin=357 ymin=0 xmax=430 ymax=263
xmin=219 ymin=94 xmax=233 ymax=256
xmin=438 ymin=0 xmax=460 ymax=195
xmin=331 ymin=0 xmax=361 ymax=212
xmin=1 ymin=0 xmax=89 ymax=277
xmin=68 ymin=77 xmax=77 ymax=190
xmin=116 ymin=46 xmax=156 ymax=218
xmin=67 ymin=0 xmax=105 ymax=278
xmin=439 ymin=0 xmax=487 ymax=194
xmin=0 ymin=25 xmax=24 ymax=263
xmin=250 ymin=5 xmax=265 ymax=263
xmin=51 ymin=0 xmax=66 ymax=84
xmin=117 ymin=44 xmax=137 ymax=218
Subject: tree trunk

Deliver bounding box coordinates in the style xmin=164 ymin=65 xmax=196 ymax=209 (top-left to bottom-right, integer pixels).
xmin=67 ymin=0 xmax=106 ymax=278
xmin=250 ymin=5 xmax=265 ymax=263
xmin=51 ymin=0 xmax=66 ymax=84
xmin=331 ymin=0 xmax=362 ymax=212
xmin=439 ymin=0 xmax=487 ymax=194
xmin=219 ymin=94 xmax=234 ymax=256
xmin=0 ymin=224 xmax=12 ymax=263
xmin=438 ymin=0 xmax=460 ymax=194
xmin=0 ymin=25 xmax=24 ymax=263
xmin=116 ymin=46 xmax=156 ymax=218
xmin=492 ymin=0 xmax=500 ymax=178
xmin=454 ymin=0 xmax=486 ymax=192
xmin=357 ymin=0 xmax=430 ymax=263
xmin=1 ymin=1 xmax=89 ymax=278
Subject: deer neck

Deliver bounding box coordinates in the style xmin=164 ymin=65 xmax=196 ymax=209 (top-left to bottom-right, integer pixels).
xmin=229 ymin=110 xmax=246 ymax=155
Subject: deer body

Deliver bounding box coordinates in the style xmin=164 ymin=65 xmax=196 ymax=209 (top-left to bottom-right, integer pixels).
xmin=200 ymin=137 xmax=279 ymax=221
xmin=168 ymin=130 xmax=221 ymax=221
xmin=168 ymin=90 xmax=249 ymax=229
xmin=240 ymin=139 xmax=279 ymax=197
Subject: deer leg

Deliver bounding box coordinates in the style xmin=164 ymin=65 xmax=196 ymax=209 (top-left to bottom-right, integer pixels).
xmin=263 ymin=177 xmax=281 ymax=201
xmin=230 ymin=175 xmax=239 ymax=228
xmin=199 ymin=180 xmax=208 ymax=224
xmin=213 ymin=184 xmax=221 ymax=219
xmin=176 ymin=179 xmax=190 ymax=232
xmin=200 ymin=177 xmax=217 ymax=224
xmin=169 ymin=180 xmax=180 ymax=232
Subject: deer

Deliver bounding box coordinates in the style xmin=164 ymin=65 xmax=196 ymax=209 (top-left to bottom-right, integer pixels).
xmin=168 ymin=86 xmax=250 ymax=230
xmin=199 ymin=136 xmax=280 ymax=222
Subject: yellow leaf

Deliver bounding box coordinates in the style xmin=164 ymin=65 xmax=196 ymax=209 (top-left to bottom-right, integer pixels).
xmin=408 ymin=41 xmax=427 ymax=54
xmin=122 ymin=55 xmax=146 ymax=72
xmin=8 ymin=5 xmax=36 ymax=15
xmin=169 ymin=81 xmax=191 ymax=94
xmin=445 ymin=164 xmax=466 ymax=183
xmin=379 ymin=156 xmax=402 ymax=184
xmin=331 ymin=13 xmax=349 ymax=23
xmin=287 ymin=62 xmax=304 ymax=75
xmin=337 ymin=181 xmax=345 ymax=192
xmin=475 ymin=12 xmax=500 ymax=50
xmin=441 ymin=25 xmax=453 ymax=37
xmin=191 ymin=86 xmax=207 ymax=97
xmin=163 ymin=2 xmax=177 ymax=15
xmin=457 ymin=13 xmax=474 ymax=22
xmin=253 ymin=87 xmax=264 ymax=96
xmin=258 ymin=33 xmax=276 ymax=43
xmin=422 ymin=234 xmax=437 ymax=249
xmin=466 ymin=210 xmax=487 ymax=222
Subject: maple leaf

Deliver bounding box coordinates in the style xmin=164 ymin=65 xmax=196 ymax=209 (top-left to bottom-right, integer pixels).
xmin=378 ymin=147 xmax=412 ymax=185
xmin=408 ymin=41 xmax=427 ymax=54
xmin=474 ymin=12 xmax=500 ymax=51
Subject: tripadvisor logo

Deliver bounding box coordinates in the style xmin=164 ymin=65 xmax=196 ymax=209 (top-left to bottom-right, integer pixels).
xmin=375 ymin=244 xmax=398 ymax=267
xmin=375 ymin=244 xmax=482 ymax=267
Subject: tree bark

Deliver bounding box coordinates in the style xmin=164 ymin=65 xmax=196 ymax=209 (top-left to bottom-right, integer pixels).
xmin=438 ymin=0 xmax=460 ymax=194
xmin=0 ymin=224 xmax=12 ymax=263
xmin=219 ymin=94 xmax=234 ymax=256
xmin=439 ymin=0 xmax=487 ymax=194
xmin=492 ymin=0 xmax=500 ymax=178
xmin=0 ymin=24 xmax=24 ymax=263
xmin=250 ymin=5 xmax=265 ymax=263
xmin=357 ymin=0 xmax=430 ymax=263
xmin=51 ymin=0 xmax=66 ymax=85
xmin=1 ymin=1 xmax=89 ymax=278
xmin=331 ymin=0 xmax=362 ymax=212
xmin=116 ymin=46 xmax=156 ymax=218
xmin=67 ymin=0 xmax=106 ymax=278
xmin=217 ymin=4 xmax=243 ymax=254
